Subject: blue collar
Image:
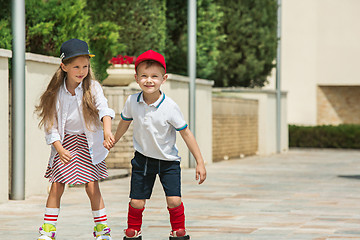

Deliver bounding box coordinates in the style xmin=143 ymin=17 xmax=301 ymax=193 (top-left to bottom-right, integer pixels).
xmin=137 ymin=91 xmax=166 ymax=108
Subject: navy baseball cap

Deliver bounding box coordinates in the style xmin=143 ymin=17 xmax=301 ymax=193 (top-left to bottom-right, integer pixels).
xmin=60 ymin=39 xmax=95 ymax=62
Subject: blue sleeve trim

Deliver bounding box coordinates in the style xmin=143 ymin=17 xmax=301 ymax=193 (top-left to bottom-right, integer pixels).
xmin=121 ymin=113 xmax=133 ymax=121
xmin=176 ymin=124 xmax=188 ymax=131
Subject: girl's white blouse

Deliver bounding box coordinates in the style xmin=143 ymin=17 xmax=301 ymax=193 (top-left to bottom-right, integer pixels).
xmin=45 ymin=79 xmax=115 ymax=166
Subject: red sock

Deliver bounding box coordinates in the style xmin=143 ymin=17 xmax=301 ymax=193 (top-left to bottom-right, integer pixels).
xmin=127 ymin=203 xmax=144 ymax=231
xmin=168 ymin=202 xmax=185 ymax=231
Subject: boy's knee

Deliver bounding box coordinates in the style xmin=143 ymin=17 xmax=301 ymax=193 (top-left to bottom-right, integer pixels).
xmin=166 ymin=196 xmax=182 ymax=209
xmin=130 ymin=199 xmax=146 ymax=209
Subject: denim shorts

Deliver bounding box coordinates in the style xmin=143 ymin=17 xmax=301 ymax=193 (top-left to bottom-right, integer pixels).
xmin=130 ymin=151 xmax=181 ymax=199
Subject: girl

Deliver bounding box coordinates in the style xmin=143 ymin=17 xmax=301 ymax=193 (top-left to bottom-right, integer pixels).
xmin=35 ymin=39 xmax=115 ymax=240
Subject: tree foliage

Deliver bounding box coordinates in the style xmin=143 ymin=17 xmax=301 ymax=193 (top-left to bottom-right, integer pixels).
xmin=88 ymin=21 xmax=125 ymax=81
xmin=2 ymin=0 xmax=125 ymax=81
xmin=0 ymin=0 xmax=277 ymax=86
xmin=117 ymin=0 xmax=167 ymax=57
xmin=166 ymin=0 xmax=224 ymax=80
xmin=0 ymin=0 xmax=11 ymax=50
xmin=215 ymin=0 xmax=278 ymax=87
xmin=87 ymin=0 xmax=167 ymax=57
xmin=25 ymin=0 xmax=90 ymax=56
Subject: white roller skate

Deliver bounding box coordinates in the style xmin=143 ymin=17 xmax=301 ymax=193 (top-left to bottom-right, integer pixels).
xmin=37 ymin=223 xmax=56 ymax=240
xmin=169 ymin=229 xmax=190 ymax=240
xmin=93 ymin=223 xmax=112 ymax=240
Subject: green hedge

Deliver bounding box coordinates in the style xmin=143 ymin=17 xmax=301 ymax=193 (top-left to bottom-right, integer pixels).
xmin=289 ymin=124 xmax=360 ymax=149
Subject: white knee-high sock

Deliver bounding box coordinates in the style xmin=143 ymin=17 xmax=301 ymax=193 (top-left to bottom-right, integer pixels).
xmin=44 ymin=208 xmax=60 ymax=226
xmin=92 ymin=208 xmax=108 ymax=225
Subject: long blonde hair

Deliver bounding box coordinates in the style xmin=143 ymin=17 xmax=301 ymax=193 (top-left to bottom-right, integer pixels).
xmin=35 ymin=56 xmax=100 ymax=132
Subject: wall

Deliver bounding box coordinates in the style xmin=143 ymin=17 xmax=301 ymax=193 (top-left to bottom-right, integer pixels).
xmin=280 ymin=0 xmax=319 ymax=125
xmin=25 ymin=53 xmax=60 ymax=198
xmin=317 ymin=86 xmax=360 ymax=125
xmin=163 ymin=74 xmax=213 ymax=168
xmin=0 ymin=51 xmax=58 ymax=200
xmin=0 ymin=49 xmax=11 ymax=204
xmin=266 ymin=0 xmax=360 ymax=125
xmin=212 ymin=96 xmax=258 ymax=161
xmin=213 ymin=88 xmax=288 ymax=155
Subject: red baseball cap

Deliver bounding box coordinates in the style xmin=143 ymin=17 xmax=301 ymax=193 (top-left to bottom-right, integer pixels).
xmin=135 ymin=49 xmax=166 ymax=73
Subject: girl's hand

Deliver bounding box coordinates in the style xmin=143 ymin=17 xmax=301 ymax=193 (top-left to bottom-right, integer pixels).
xmin=196 ymin=162 xmax=207 ymax=184
xmin=58 ymin=148 xmax=72 ymax=165
xmin=103 ymin=131 xmax=115 ymax=150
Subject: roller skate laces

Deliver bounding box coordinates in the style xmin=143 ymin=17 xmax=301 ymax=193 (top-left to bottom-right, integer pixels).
xmin=123 ymin=228 xmax=142 ymax=239
xmin=93 ymin=223 xmax=112 ymax=240
xmin=169 ymin=229 xmax=190 ymax=239
xmin=38 ymin=223 xmax=56 ymax=240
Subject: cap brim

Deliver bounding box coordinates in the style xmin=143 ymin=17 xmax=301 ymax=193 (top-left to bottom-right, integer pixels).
xmin=63 ymin=53 xmax=95 ymax=61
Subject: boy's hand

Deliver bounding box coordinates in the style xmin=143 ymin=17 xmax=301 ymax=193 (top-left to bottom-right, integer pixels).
xmin=103 ymin=131 xmax=115 ymax=150
xmin=196 ymin=163 xmax=207 ymax=184
xmin=58 ymin=148 xmax=72 ymax=165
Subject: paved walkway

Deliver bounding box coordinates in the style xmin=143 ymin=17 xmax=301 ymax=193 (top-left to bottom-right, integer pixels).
xmin=1 ymin=149 xmax=360 ymax=240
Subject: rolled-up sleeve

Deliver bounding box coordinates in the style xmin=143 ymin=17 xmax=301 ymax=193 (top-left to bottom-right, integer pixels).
xmin=92 ymin=80 xmax=115 ymax=121
xmin=45 ymin=120 xmax=61 ymax=145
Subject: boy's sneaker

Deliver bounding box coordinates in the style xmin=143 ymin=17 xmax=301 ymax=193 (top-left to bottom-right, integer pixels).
xmin=123 ymin=228 xmax=142 ymax=239
xmin=38 ymin=223 xmax=56 ymax=240
xmin=93 ymin=223 xmax=112 ymax=240
xmin=169 ymin=229 xmax=190 ymax=239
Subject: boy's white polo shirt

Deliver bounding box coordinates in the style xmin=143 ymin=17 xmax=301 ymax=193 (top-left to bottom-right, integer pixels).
xmin=121 ymin=91 xmax=188 ymax=161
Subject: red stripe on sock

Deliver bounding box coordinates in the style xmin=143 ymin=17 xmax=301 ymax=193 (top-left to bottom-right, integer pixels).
xmin=94 ymin=219 xmax=107 ymax=223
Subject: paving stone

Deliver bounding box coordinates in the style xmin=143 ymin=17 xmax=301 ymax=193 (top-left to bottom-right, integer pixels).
xmin=1 ymin=149 xmax=360 ymax=239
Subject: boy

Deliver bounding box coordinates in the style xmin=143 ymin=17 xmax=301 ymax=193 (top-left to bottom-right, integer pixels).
xmin=113 ymin=49 xmax=206 ymax=240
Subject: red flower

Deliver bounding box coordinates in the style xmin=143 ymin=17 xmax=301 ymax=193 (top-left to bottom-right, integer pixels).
xmin=109 ymin=55 xmax=136 ymax=65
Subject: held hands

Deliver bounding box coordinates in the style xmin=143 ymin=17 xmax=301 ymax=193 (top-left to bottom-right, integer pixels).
xmin=196 ymin=162 xmax=207 ymax=184
xmin=103 ymin=131 xmax=115 ymax=150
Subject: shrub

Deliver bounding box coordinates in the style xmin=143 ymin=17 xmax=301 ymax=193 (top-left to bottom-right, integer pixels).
xmin=289 ymin=124 xmax=360 ymax=149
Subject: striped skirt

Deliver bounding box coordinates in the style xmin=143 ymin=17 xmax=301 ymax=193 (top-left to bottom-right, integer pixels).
xmin=44 ymin=133 xmax=108 ymax=185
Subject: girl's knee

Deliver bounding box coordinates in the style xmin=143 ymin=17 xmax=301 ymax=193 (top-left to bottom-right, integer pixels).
xmin=49 ymin=182 xmax=65 ymax=197
xmin=85 ymin=181 xmax=100 ymax=190
xmin=85 ymin=181 xmax=101 ymax=196
xmin=51 ymin=182 xmax=65 ymax=191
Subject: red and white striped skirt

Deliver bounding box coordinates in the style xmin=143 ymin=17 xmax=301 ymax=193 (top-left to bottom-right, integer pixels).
xmin=44 ymin=133 xmax=108 ymax=185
